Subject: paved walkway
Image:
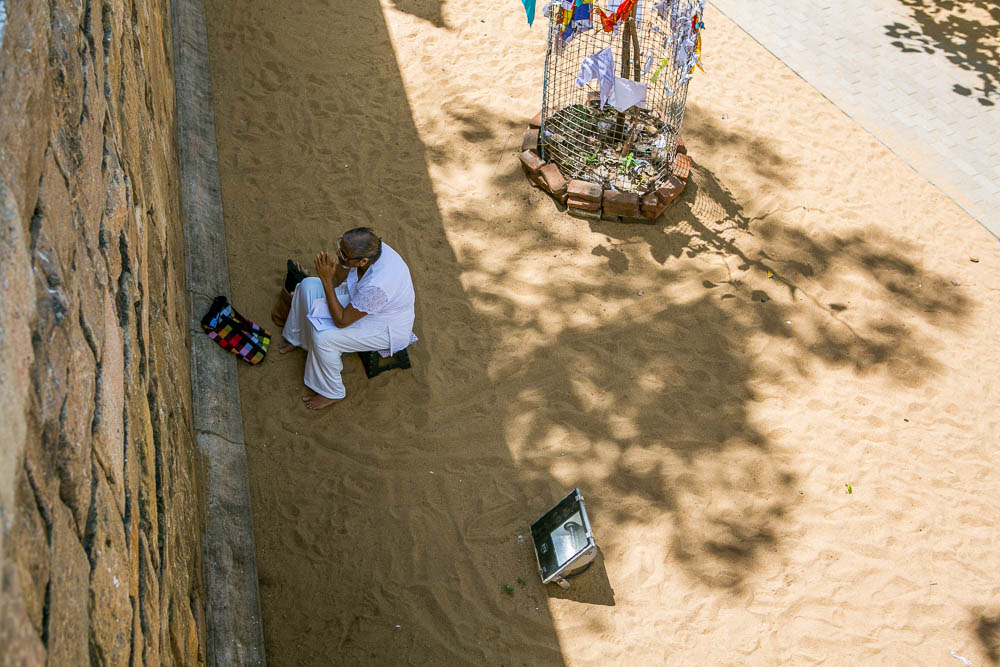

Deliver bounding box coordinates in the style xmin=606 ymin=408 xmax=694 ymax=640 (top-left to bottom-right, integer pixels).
xmin=709 ymin=0 xmax=999 ymax=239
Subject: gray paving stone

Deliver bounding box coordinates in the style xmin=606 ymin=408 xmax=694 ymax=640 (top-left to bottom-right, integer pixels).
xmin=710 ymin=0 xmax=999 ymax=238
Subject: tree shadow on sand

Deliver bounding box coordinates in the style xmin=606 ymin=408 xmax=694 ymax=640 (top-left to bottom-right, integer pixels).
xmin=591 ymin=161 xmax=968 ymax=377
xmin=975 ymin=609 xmax=1000 ymax=664
xmin=884 ymin=0 xmax=1000 ymax=105
xmin=448 ymin=130 xmax=972 ymax=592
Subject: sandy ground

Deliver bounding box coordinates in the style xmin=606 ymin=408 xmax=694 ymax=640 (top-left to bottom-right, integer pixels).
xmin=203 ymin=0 xmax=1000 ymax=664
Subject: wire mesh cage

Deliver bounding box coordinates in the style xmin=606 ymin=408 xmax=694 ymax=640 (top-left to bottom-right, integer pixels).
xmin=540 ymin=0 xmax=705 ymax=194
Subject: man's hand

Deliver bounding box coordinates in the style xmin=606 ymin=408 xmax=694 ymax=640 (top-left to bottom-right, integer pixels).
xmin=315 ymin=251 xmax=338 ymax=285
xmin=313 ymin=250 xmax=367 ymax=329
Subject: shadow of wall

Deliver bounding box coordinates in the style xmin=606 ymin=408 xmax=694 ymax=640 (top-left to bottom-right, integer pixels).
xmin=202 ymin=0 xmax=566 ymax=663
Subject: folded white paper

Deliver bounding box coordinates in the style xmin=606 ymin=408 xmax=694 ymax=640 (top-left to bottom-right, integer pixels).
xmin=307 ymin=297 xmax=335 ymax=331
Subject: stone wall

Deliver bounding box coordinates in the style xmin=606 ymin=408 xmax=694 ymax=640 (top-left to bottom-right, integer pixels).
xmin=0 ymin=0 xmax=205 ymax=664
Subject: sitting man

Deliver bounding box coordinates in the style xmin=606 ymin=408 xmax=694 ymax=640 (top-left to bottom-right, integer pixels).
xmin=278 ymin=227 xmax=416 ymax=409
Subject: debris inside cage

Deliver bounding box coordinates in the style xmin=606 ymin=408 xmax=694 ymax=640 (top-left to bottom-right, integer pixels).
xmin=543 ymin=103 xmax=677 ymax=192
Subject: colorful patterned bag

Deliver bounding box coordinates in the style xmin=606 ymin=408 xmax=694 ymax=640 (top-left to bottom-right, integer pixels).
xmin=200 ymin=296 xmax=270 ymax=364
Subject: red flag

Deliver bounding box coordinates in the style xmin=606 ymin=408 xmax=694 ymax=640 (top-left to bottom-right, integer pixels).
xmin=593 ymin=0 xmax=637 ymax=32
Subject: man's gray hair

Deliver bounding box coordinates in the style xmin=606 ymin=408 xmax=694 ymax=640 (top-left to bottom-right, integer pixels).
xmin=342 ymin=227 xmax=382 ymax=261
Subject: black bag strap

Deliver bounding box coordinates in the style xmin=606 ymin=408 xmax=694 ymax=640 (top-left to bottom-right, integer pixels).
xmin=200 ymin=296 xmax=230 ymax=330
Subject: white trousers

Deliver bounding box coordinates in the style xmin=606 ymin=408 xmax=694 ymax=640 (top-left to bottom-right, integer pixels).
xmin=282 ymin=277 xmax=391 ymax=399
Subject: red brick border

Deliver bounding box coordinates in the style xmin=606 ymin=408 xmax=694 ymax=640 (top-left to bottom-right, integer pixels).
xmin=522 ymin=111 xmax=690 ymax=221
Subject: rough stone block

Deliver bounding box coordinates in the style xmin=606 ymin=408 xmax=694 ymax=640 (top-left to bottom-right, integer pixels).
xmin=568 ymin=179 xmax=602 ymax=203
xmin=100 ymin=152 xmax=131 ymax=275
xmin=0 ymin=564 xmax=47 ymax=665
xmin=37 ymin=153 xmax=77 ymax=270
xmin=76 ymin=250 xmax=109 ymax=360
xmin=88 ymin=473 xmax=132 ymax=665
xmin=9 ymin=471 xmax=50 ymax=635
xmin=0 ymin=0 xmax=51 ymax=227
xmin=32 ymin=320 xmax=72 ymax=461
xmin=0 ymin=191 xmax=35 ymax=546
xmin=128 ymin=488 xmax=140 ymax=601
xmin=83 ymin=0 xmax=108 ymax=110
xmin=47 ymin=502 xmax=90 ymax=666
xmin=131 ymin=605 xmax=145 ymax=667
xmin=603 ymin=190 xmax=640 ymax=218
xmin=57 ymin=322 xmax=97 ymax=533
xmin=48 ymin=1 xmax=87 ymax=176
xmin=522 ymin=128 xmax=539 ymax=153
xmin=529 ymin=109 xmax=543 ymax=128
xmin=539 ymin=163 xmax=568 ymax=200
xmin=673 ymin=153 xmax=692 ymax=180
xmin=132 ymin=207 xmax=151 ymax=366
xmin=78 ymin=61 xmax=107 ymax=239
xmin=127 ymin=396 xmax=161 ymax=574
xmin=567 ymin=197 xmax=601 ymax=212
xmin=93 ymin=291 xmax=126 ymax=516
xmin=139 ymin=532 xmax=162 ymax=665
xmin=519 ymin=149 xmax=545 ymax=175
xmin=169 ymin=593 xmax=202 ymax=666
xmin=103 ymin=1 xmax=124 ymax=120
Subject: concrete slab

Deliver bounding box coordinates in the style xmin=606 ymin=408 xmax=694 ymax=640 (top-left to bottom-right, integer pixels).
xmin=171 ymin=0 xmax=266 ymax=664
xmin=709 ymin=0 xmax=1000 ymax=239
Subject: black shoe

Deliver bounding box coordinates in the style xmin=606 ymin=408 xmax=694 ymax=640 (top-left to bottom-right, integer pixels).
xmin=284 ymin=259 xmax=307 ymax=292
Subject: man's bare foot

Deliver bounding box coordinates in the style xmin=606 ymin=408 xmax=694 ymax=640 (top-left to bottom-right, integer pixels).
xmin=278 ymin=339 xmax=296 ymax=354
xmin=302 ymin=392 xmax=343 ymax=410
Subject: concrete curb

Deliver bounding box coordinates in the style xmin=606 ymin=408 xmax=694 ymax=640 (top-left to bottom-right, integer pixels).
xmin=171 ymin=0 xmax=266 ymax=664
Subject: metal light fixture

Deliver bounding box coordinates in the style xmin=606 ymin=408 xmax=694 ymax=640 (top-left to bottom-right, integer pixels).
xmin=530 ymin=488 xmax=597 ymax=589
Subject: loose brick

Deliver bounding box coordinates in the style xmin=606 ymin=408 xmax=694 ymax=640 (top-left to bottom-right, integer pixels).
xmin=526 ymin=169 xmax=546 ymax=190
xmin=654 ymin=175 xmax=687 ymax=207
xmin=522 ymin=128 xmax=539 ymax=153
xmin=672 ymin=153 xmax=692 ymax=180
xmin=539 ymin=163 xmax=568 ymax=200
xmin=529 ymin=109 xmax=543 ymax=129
xmin=519 ymin=149 xmax=545 ymax=175
xmin=602 ymin=190 xmax=640 ymax=218
xmin=568 ymin=179 xmax=602 ymax=203
xmin=586 ymin=91 xmax=602 ymax=108
xmin=641 ymin=191 xmax=668 ymax=219
xmin=568 ymin=206 xmax=602 ymax=221
xmin=676 ymin=138 xmax=687 ymax=155
xmin=567 ymin=196 xmax=601 ymax=212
